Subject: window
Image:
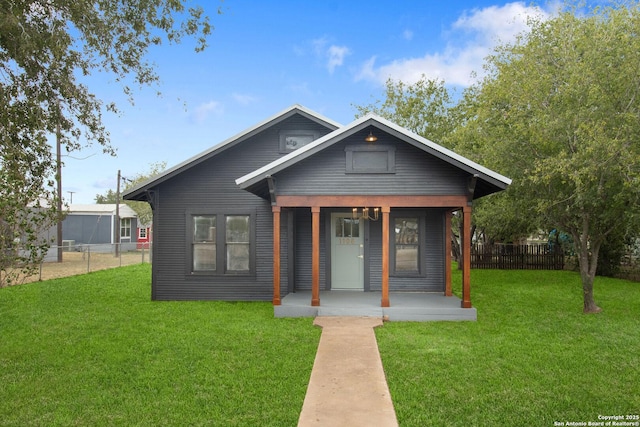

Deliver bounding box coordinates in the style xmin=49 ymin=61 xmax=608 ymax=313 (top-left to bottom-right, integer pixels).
xmin=393 ymin=217 xmax=420 ymax=275
xmin=139 ymin=228 xmax=147 ymax=239
xmin=190 ymin=213 xmax=253 ymax=275
xmin=225 ymin=215 xmax=250 ymax=272
xmin=279 ymin=130 xmax=320 ymax=153
xmin=335 ymin=217 xmax=360 ymax=238
xmin=193 ymin=215 xmax=216 ymax=271
xmin=120 ymin=218 xmax=131 ymax=238
xmin=345 ymin=145 xmax=396 ymax=174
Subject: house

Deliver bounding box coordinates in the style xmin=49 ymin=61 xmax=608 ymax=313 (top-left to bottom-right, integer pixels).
xmin=136 ymin=223 xmax=152 ymax=250
xmin=124 ymin=105 xmax=510 ymax=318
xmin=60 ymin=204 xmax=139 ymax=252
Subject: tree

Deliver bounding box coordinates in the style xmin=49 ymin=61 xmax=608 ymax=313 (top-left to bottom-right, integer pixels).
xmin=354 ymin=76 xmax=458 ymax=146
xmin=1 ymin=1 xmax=216 ymax=284
xmin=353 ymin=76 xmax=531 ymax=260
xmin=461 ymin=3 xmax=640 ymax=313
xmin=94 ymin=161 xmax=167 ymax=226
xmin=95 ymin=190 xmax=118 ymax=205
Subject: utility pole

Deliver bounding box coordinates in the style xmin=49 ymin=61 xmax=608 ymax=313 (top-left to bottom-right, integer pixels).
xmin=56 ymin=109 xmax=63 ymax=263
xmin=115 ymin=169 xmax=121 ymax=257
xmin=67 ymin=191 xmax=75 ymax=204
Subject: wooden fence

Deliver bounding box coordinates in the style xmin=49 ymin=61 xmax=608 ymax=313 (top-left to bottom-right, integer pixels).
xmin=471 ymin=243 xmax=565 ymax=270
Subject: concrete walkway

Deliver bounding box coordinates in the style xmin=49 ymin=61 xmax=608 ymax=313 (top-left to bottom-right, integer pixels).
xmin=297 ymin=317 xmax=398 ymax=427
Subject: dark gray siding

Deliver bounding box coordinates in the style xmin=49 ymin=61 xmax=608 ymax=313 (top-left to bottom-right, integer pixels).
xmin=63 ymin=215 xmax=112 ymax=244
xmin=286 ymin=207 xmax=446 ymax=294
xmin=386 ymin=209 xmax=445 ymax=292
xmin=149 ymin=114 xmax=333 ymax=300
xmin=276 ymin=133 xmax=469 ymax=196
xmin=291 ymin=208 xmax=327 ymax=291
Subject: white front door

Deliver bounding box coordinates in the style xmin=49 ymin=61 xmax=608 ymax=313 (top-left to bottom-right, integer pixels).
xmin=331 ymin=213 xmax=364 ymax=290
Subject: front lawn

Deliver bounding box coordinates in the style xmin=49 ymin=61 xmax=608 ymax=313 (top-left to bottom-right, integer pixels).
xmin=0 ymin=265 xmax=320 ymax=426
xmin=376 ymin=269 xmax=640 ymax=426
xmin=1 ymin=265 xmax=638 ymax=426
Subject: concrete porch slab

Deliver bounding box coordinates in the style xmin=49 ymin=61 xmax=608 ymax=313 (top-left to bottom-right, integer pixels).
xmin=275 ymin=291 xmax=477 ymax=321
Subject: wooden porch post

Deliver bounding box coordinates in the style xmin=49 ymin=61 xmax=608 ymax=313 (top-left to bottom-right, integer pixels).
xmin=272 ymin=206 xmax=281 ymax=306
xmin=462 ymin=205 xmax=472 ymax=308
xmin=445 ymin=210 xmax=452 ymax=297
xmin=381 ymin=206 xmax=390 ymax=308
xmin=311 ymin=206 xmax=320 ymax=307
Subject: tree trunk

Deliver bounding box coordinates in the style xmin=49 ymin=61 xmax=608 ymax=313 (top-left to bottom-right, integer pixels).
xmin=574 ymin=220 xmax=603 ymax=314
xmin=582 ymin=278 xmax=601 ymax=313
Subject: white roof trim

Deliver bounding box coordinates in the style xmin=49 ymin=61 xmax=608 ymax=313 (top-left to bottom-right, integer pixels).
xmin=67 ymin=204 xmax=137 ymax=217
xmin=236 ymin=113 xmax=512 ymax=187
xmin=374 ymin=114 xmax=512 ymax=185
xmin=124 ymin=104 xmax=342 ymax=199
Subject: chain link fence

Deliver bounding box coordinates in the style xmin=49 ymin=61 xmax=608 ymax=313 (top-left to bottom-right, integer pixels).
xmin=27 ymin=242 xmax=152 ymax=283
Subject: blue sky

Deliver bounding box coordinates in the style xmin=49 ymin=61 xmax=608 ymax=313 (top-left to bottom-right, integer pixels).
xmin=63 ymin=0 xmax=555 ymax=204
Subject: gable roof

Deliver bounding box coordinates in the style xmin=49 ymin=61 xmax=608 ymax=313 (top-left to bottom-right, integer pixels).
xmin=124 ymin=105 xmax=341 ymax=201
xmin=68 ymin=204 xmax=137 ymax=217
xmin=236 ymin=113 xmax=512 ymax=199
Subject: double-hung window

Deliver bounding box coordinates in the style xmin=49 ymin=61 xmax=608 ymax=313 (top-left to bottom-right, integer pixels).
xmin=391 ymin=214 xmax=425 ymax=276
xmin=120 ymin=218 xmax=131 ymax=238
xmin=193 ymin=215 xmax=217 ymax=271
xmin=225 ymin=215 xmax=250 ymax=272
xmin=190 ymin=213 xmax=252 ymax=275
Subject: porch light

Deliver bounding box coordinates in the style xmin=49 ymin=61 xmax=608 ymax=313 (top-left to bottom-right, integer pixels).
xmin=352 ymin=207 xmax=380 ymax=221
xmin=364 ymin=131 xmax=377 ymax=143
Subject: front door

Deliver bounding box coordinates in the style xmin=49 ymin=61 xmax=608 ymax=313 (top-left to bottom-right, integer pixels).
xmin=331 ymin=213 xmax=364 ymax=290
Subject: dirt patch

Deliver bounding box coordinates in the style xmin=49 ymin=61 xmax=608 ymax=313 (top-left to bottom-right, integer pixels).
xmin=21 ymin=251 xmax=151 ymax=283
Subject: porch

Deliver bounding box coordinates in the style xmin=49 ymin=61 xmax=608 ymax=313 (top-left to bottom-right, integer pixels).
xmin=275 ymin=291 xmax=477 ymax=321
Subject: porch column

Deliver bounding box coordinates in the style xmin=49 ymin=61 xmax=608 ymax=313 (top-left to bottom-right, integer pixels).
xmin=462 ymin=205 xmax=472 ymax=308
xmin=272 ymin=206 xmax=281 ymax=306
xmin=445 ymin=210 xmax=453 ymax=297
xmin=381 ymin=206 xmax=390 ymax=308
xmin=311 ymin=206 xmax=320 ymax=307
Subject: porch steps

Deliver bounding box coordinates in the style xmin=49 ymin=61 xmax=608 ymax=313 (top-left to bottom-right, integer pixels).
xmin=318 ymin=306 xmax=384 ymax=318
xmin=275 ymin=291 xmax=477 ymax=321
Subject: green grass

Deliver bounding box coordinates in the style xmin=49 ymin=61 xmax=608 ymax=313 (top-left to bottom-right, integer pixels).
xmin=376 ymin=269 xmax=640 ymax=426
xmin=0 ymin=265 xmax=320 ymax=426
xmin=2 ymin=266 xmax=639 ymax=426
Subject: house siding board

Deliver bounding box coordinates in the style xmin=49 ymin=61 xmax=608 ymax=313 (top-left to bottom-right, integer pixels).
xmin=275 ymin=136 xmax=469 ymax=196
xmin=358 ymin=209 xmax=445 ymax=292
xmin=63 ymin=214 xmax=112 ymax=245
xmin=293 ymin=208 xmax=327 ymax=291
xmin=387 ymin=209 xmax=445 ymax=292
xmin=149 ymin=114 xmax=332 ymax=300
xmin=368 ymin=219 xmax=383 ymax=290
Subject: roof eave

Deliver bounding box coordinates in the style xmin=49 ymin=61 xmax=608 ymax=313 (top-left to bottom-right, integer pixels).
xmin=237 ymin=114 xmax=512 ymax=191
xmin=123 ymin=105 xmax=342 ymax=200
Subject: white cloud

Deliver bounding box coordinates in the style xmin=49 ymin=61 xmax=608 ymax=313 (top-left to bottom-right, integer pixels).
xmin=452 ymin=2 xmax=545 ymax=45
xmin=312 ymin=37 xmax=351 ymax=73
xmin=191 ymin=100 xmax=223 ymax=123
xmin=356 ymin=2 xmax=550 ymax=87
xmin=232 ymin=93 xmax=258 ymax=106
xmin=288 ymin=81 xmax=314 ymax=96
xmin=402 ymin=29 xmax=414 ymax=41
xmin=327 ymin=45 xmax=351 ymax=73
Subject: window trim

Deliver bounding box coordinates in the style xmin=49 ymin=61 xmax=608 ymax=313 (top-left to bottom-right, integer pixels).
xmin=390 ymin=212 xmax=426 ymax=277
xmin=279 ymin=130 xmax=320 ymax=153
xmin=345 ymin=144 xmax=396 ymax=174
xmin=224 ymin=214 xmax=251 ymax=274
xmin=120 ymin=217 xmax=132 ymax=239
xmin=186 ymin=210 xmax=256 ymax=276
